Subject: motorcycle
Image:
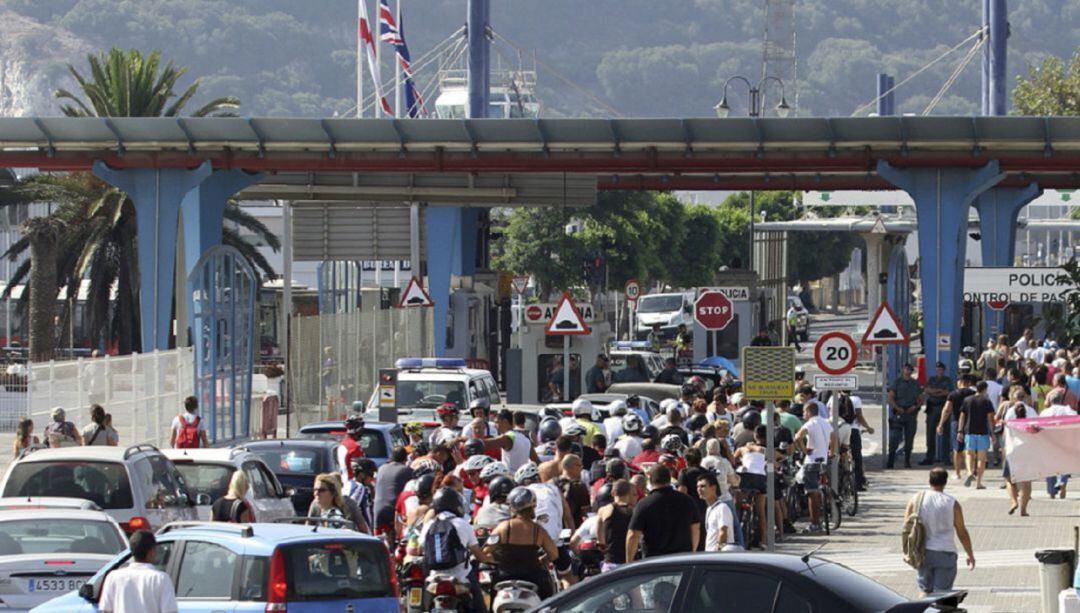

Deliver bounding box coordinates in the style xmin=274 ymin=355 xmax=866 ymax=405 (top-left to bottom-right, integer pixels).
xmin=425 ymin=573 xmax=474 ymax=613
xmin=576 ymin=538 xmax=603 ymax=578
xmin=491 ymin=580 xmax=542 ymax=613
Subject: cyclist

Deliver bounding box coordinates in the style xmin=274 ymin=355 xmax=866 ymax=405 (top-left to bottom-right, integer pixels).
xmin=794 ymin=402 xmax=838 ymax=534
xmin=602 ymin=399 xmax=628 ymax=441
xmin=431 ymin=403 xmax=464 ymax=447
xmin=732 ymin=425 xmax=772 ymax=547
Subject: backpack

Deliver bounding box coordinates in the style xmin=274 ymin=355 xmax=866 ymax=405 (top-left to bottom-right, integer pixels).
xmin=901 ymin=491 xmax=928 ymax=569
xmin=423 ymin=516 xmax=466 ymax=571
xmin=45 ymin=422 xmax=78 ymax=448
xmin=837 ymin=394 xmax=857 ymax=425
xmin=175 ymin=415 xmax=201 ymax=448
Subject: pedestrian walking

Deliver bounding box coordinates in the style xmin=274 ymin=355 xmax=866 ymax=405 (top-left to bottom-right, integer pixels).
xmin=98 ymin=530 xmax=178 ymax=613
xmin=44 ymin=407 xmax=82 ymax=447
xmin=957 ymin=381 xmax=995 ymax=489
xmin=211 ymin=470 xmax=254 ymax=522
xmin=169 ymin=396 xmax=209 ymax=449
xmin=625 ymin=464 xmax=701 ymax=561
xmin=887 ymin=364 xmax=924 ymax=469
xmin=903 ymin=468 xmax=975 ymax=597
xmin=82 ymin=404 xmax=112 ymax=446
xmin=1001 ymin=393 xmax=1032 ymax=516
xmin=697 ymin=471 xmax=739 ymax=552
xmin=12 ymin=418 xmax=38 ymax=458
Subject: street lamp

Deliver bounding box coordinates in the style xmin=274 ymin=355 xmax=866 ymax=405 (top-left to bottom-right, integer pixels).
xmin=714 ymin=76 xmax=790 ymax=274
xmin=714 ymin=76 xmax=790 ymax=118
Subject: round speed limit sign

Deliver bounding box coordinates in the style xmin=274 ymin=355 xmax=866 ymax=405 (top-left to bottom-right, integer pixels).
xmin=814 ymin=331 xmax=858 ymax=375
xmin=624 ymin=278 xmax=641 ymax=302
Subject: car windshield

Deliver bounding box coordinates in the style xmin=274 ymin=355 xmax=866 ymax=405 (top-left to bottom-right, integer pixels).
xmin=296 ymin=428 xmax=390 ymax=458
xmin=0 ymin=518 xmax=124 ymax=556
xmin=250 ymin=448 xmax=323 ymax=476
xmin=172 ymin=463 xmax=234 ymax=502
xmin=283 ymin=541 xmax=394 ymax=600
xmin=636 ymin=295 xmax=683 ymax=313
xmin=2 ymin=461 xmax=134 ymax=510
xmin=807 ymin=561 xmax=906 ymax=610
xmin=396 ymin=380 xmax=467 ymax=409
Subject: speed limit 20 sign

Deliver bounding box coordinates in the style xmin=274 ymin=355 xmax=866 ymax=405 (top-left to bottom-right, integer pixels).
xmin=814 ymin=331 xmax=858 ymax=375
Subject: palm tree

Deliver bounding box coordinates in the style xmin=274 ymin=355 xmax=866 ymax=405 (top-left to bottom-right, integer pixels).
xmin=23 ymin=217 xmax=65 ymax=362
xmin=1 ymin=48 xmax=277 ymax=354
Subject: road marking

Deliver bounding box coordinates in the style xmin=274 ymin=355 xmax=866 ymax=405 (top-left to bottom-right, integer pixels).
xmin=832 ymin=549 xmax=1038 ymax=575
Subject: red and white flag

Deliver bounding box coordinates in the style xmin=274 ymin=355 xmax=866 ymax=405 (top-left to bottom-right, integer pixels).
xmin=359 ymin=0 xmax=393 ymax=116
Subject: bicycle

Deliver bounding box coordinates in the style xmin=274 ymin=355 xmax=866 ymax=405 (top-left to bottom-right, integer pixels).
xmin=733 ymin=487 xmax=761 ymax=549
xmin=817 ymin=460 xmax=843 ymax=535
xmin=836 ymin=448 xmax=859 ymax=517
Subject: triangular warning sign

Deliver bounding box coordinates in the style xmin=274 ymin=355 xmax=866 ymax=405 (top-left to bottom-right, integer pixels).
xmin=511 ymin=276 xmax=529 ymax=295
xmin=871 ymin=216 xmax=888 ymax=234
xmin=545 ymin=292 xmax=590 ymax=336
xmin=861 ymin=301 xmax=908 ymax=345
xmin=398 ymin=277 xmax=433 ymax=308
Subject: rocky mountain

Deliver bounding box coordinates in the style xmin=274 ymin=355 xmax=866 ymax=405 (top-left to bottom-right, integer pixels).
xmin=0 ymin=10 xmax=88 ymax=116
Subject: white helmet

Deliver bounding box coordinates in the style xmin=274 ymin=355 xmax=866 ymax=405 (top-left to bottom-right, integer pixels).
xmin=608 ymin=399 xmax=628 ymax=416
xmin=563 ymin=422 xmax=587 ymax=438
xmin=661 ymin=433 xmax=685 ymax=454
xmin=462 ymin=454 xmax=494 ymax=472
xmin=659 ymin=398 xmax=678 ymax=413
xmin=622 ymin=413 xmax=643 ymax=434
xmin=514 ymin=461 xmax=541 ymax=485
xmin=479 ymin=461 xmax=510 ymax=482
xmin=666 ymin=403 xmax=684 ymax=420
xmin=572 ymin=398 xmax=599 ymax=421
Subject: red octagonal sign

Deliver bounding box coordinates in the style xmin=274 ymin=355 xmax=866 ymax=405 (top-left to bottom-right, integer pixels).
xmin=525 ymin=305 xmax=543 ymax=321
xmin=694 ymin=291 xmax=734 ymax=331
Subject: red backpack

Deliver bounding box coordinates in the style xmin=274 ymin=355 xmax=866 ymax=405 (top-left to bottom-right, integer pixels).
xmin=175 ymin=415 xmax=201 ymax=448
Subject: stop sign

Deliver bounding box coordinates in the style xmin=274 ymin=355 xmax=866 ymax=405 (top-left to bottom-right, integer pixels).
xmin=525 ymin=305 xmax=543 ymax=321
xmin=694 ymin=291 xmax=734 ymax=330
xmin=987 ymin=299 xmax=1009 ymax=311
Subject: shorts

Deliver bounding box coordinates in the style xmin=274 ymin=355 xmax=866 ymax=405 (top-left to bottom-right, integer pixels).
xmin=838 ymin=423 xmax=853 ymax=447
xmin=799 ymin=461 xmax=823 ymax=492
xmin=917 ymin=550 xmax=958 ymax=594
xmin=949 ymin=421 xmax=965 ymax=453
xmin=964 ymin=434 xmax=991 ymax=453
xmin=739 ymin=472 xmax=767 ymax=494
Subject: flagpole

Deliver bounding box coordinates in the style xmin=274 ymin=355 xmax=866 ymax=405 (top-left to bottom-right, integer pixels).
xmin=395 ymin=0 xmax=402 ymax=117
xmin=357 ymin=0 xmax=364 ymax=118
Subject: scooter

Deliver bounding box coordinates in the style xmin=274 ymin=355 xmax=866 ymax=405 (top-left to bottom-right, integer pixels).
xmin=425 ymin=573 xmax=474 ymax=613
xmin=576 ymin=538 xmax=603 ymax=578
xmin=491 ymin=580 xmax=542 ymax=613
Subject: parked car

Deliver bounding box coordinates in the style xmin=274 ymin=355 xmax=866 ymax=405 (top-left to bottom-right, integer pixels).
xmin=31 ymin=522 xmax=399 ymax=613
xmin=576 ymin=393 xmax=663 ymax=420
xmin=0 ymin=507 xmax=127 ymax=611
xmin=243 ymin=439 xmax=340 ymax=516
xmin=161 ymin=448 xmax=295 ymax=523
xmin=531 ymin=552 xmax=965 ymax=613
xmin=606 ymin=382 xmax=683 ymax=402
xmin=607 ymin=342 xmax=665 ymax=383
xmin=295 ymin=421 xmax=407 ymax=466
xmin=0 ymin=445 xmax=197 ymax=534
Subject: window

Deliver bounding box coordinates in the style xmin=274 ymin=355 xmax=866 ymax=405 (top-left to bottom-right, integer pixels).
xmin=609 ymin=354 xmax=650 ymax=384
xmin=358 ymin=430 xmax=388 ymax=458
xmin=133 ymin=456 xmax=192 ymax=509
xmin=0 ymin=518 xmax=125 ymax=556
xmin=389 ymin=428 xmax=408 ymax=450
xmin=775 ymin=585 xmax=813 ymax=613
xmin=538 ymin=354 xmax=581 ymax=403
xmin=243 ymin=461 xmax=273 ymax=499
xmin=176 ymin=541 xmax=237 ymax=599
xmin=683 ymin=570 xmax=779 ymax=612
xmin=114 ymin=540 xmax=175 ymax=573
xmin=396 ymin=380 xmax=467 ymax=409
xmin=238 ymin=556 xmax=269 ymax=601
xmin=636 ymin=295 xmax=684 ymax=314
xmin=283 ymin=541 xmax=394 ymax=600
xmin=2 ymin=461 xmax=133 ymax=510
xmin=173 ymin=463 xmax=234 ymax=502
xmin=484 ymin=376 xmax=502 ymax=404
xmin=251 ymin=448 xmax=323 ymax=476
xmin=555 ymin=571 xmax=684 ymax=613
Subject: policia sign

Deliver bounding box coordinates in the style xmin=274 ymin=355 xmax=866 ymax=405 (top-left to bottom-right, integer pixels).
xmin=964 ymin=267 xmax=1070 ymax=304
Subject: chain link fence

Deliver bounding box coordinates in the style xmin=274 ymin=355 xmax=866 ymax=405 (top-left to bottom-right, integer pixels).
xmin=289 ymin=307 xmax=433 ymax=429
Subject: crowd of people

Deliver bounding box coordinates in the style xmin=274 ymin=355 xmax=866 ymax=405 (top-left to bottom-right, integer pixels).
xmin=12 ymin=404 xmax=121 ymax=457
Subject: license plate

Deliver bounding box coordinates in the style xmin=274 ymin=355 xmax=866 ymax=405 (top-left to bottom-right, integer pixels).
xmin=28 ymin=577 xmax=85 ymax=593
xmin=409 ymin=587 xmax=422 ymax=607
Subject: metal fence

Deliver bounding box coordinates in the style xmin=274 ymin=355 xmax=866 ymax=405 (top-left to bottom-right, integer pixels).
xmin=27 ymin=349 xmax=195 ymax=449
xmin=289 ymin=307 xmax=433 ymax=429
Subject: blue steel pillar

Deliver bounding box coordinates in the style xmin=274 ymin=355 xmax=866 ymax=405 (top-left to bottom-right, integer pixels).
xmin=988 ymin=0 xmax=1009 ymax=116
xmin=885 ymin=238 xmax=911 ymax=382
xmin=877 ymin=161 xmax=1004 ymax=379
xmin=426 ymin=207 xmax=478 ymax=356
xmin=180 ymin=170 xmax=263 ymax=280
xmin=973 ymin=184 xmax=1041 ymax=334
xmin=93 ymin=160 xmax=212 ymax=352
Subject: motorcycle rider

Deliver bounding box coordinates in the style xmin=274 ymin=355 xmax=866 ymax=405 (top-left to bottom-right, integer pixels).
xmin=484 ymin=409 xmax=539 ymax=472
xmin=485 ymin=487 xmax=559 ymax=600
xmin=595 ymin=479 xmax=635 ymax=571
xmin=567 ymin=398 xmax=603 ymax=446
xmin=419 ymin=487 xmax=490 ymax=612
xmin=602 ymin=400 xmax=628 ymax=441
xmin=431 ymin=403 xmax=464 ymax=447
xmin=337 ymin=415 xmax=366 ymax=483
xmin=475 ymin=475 xmax=515 ymax=530
xmin=535 ymin=417 xmax=562 ymax=462
xmin=613 ymin=413 xmax=645 ymax=461
xmin=515 ymin=462 xmax=576 ymax=586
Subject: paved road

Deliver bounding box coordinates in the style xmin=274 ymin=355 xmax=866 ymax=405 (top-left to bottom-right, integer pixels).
xmin=775 ymin=308 xmax=1075 ymax=613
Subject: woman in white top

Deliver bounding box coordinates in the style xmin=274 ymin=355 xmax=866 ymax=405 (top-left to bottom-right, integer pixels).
xmin=732 ymin=426 xmax=786 ymax=546
xmin=1000 ymin=391 xmax=1032 ymax=516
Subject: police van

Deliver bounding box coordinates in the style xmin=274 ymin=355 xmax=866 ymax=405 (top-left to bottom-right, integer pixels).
xmin=365 ymin=358 xmax=503 ymax=423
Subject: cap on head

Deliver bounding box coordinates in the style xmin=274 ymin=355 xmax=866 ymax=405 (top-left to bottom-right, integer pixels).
xmin=51 ymin=407 xmax=64 ymax=421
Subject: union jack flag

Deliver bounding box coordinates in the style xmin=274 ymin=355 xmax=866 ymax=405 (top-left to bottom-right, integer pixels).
xmin=378 ymin=0 xmax=426 ymax=117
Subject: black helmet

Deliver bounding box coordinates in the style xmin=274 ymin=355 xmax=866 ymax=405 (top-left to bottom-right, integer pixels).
xmin=741 ymin=410 xmax=762 ymax=431
xmin=412 ymin=441 xmax=430 ymax=457
xmin=463 ymin=438 xmax=485 ymax=458
xmin=432 ymin=486 xmax=465 ymax=518
xmin=345 ymin=415 xmax=364 ymax=434
xmin=539 ymin=418 xmax=562 ymax=443
xmin=680 ymin=383 xmax=698 ymax=398
xmin=487 ymin=476 xmax=515 ymax=504
xmin=507 ymin=486 xmax=536 ymax=515
xmin=606 ymin=458 xmax=627 ymax=481
xmin=351 ymin=457 xmax=377 ymax=477
xmin=642 ymin=425 xmax=660 ymax=442
xmin=595 ymin=482 xmax=614 ymax=509
xmin=414 ymin=474 xmax=437 ymax=500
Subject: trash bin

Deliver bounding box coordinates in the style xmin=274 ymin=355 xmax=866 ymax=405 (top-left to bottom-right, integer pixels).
xmin=1036 ymin=549 xmax=1076 ymax=613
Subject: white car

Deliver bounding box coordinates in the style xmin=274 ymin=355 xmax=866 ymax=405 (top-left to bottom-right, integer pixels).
xmin=365 ymin=357 xmax=504 ymax=422
xmin=0 ymin=507 xmax=127 ymax=611
xmin=0 ymin=444 xmax=197 ymax=534
xmin=161 ymin=448 xmax=295 ymax=522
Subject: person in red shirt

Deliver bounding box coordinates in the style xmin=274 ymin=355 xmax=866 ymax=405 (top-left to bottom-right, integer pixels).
xmin=337 ymin=415 xmax=365 ymax=482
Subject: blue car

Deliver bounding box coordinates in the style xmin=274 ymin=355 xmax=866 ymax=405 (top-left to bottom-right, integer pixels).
xmin=31 ymin=522 xmax=399 ymax=613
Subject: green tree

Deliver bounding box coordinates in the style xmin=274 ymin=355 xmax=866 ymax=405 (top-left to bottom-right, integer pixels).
xmin=1013 ymin=51 xmax=1080 ymax=115
xmin=1 ymin=49 xmax=274 ymax=354
xmin=1051 ymin=258 xmax=1080 ymax=345
xmin=22 ymin=217 xmax=65 ymax=361
xmin=494 ymin=206 xmax=585 ymax=298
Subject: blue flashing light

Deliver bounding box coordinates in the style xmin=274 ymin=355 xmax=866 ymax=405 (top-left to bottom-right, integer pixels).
xmin=609 ymin=341 xmax=652 ymax=351
xmin=394 ymin=357 xmax=468 ymax=370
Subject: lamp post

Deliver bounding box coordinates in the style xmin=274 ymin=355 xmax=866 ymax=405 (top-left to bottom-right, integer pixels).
xmin=715 ymin=76 xmax=790 ymax=272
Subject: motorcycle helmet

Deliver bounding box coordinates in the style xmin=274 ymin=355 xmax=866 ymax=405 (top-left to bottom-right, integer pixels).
xmin=412 ymin=458 xmax=441 ymax=477
xmin=538 ymin=417 xmax=562 ymax=443
xmin=680 ymin=383 xmax=698 ymax=398
xmin=432 ymin=486 xmax=466 ymax=518
xmin=658 ymin=453 xmax=679 ymax=470
xmin=572 ymin=398 xmax=599 ymax=421
xmin=607 ymin=399 xmax=628 ymax=416
xmin=462 ymin=454 xmax=494 ymax=472
xmin=350 ymin=457 xmax=377 ymax=478
xmin=606 ymin=458 xmax=627 ymax=481
xmin=469 ymin=398 xmax=491 ymax=415
xmin=507 ymin=486 xmax=536 ymax=515
xmin=414 ymin=474 xmax=437 ymax=499
xmin=436 ymin=403 xmax=460 ymax=418
xmin=479 ymin=461 xmax=510 ymax=482
xmin=642 ymin=425 xmax=660 ymax=442
xmin=595 ymin=482 xmax=614 ymax=509
xmin=661 ymin=433 xmax=685 ymax=454
xmin=488 ymin=476 xmax=515 ymax=504
xmin=563 ymin=422 xmax=587 ymax=438
xmin=463 ymin=438 xmax=486 ymax=458
xmin=345 ymin=415 xmax=364 ymax=435
xmin=741 ymin=410 xmax=762 ymax=431
xmin=621 ymin=413 xmax=643 ymax=434
xmin=514 ymin=462 xmax=541 ymax=485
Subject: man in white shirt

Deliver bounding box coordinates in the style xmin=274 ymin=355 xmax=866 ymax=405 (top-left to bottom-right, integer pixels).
xmin=99 ymin=531 xmax=178 ymax=613
xmin=419 ymin=488 xmax=490 ymax=608
xmin=697 ymin=472 xmax=739 ymax=551
xmin=795 ymin=403 xmax=837 ymax=534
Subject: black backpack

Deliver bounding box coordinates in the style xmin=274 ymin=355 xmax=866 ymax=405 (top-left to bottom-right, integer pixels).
xmin=837 ymin=394 xmax=857 ymax=425
xmin=423 ymin=516 xmax=466 ymax=571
